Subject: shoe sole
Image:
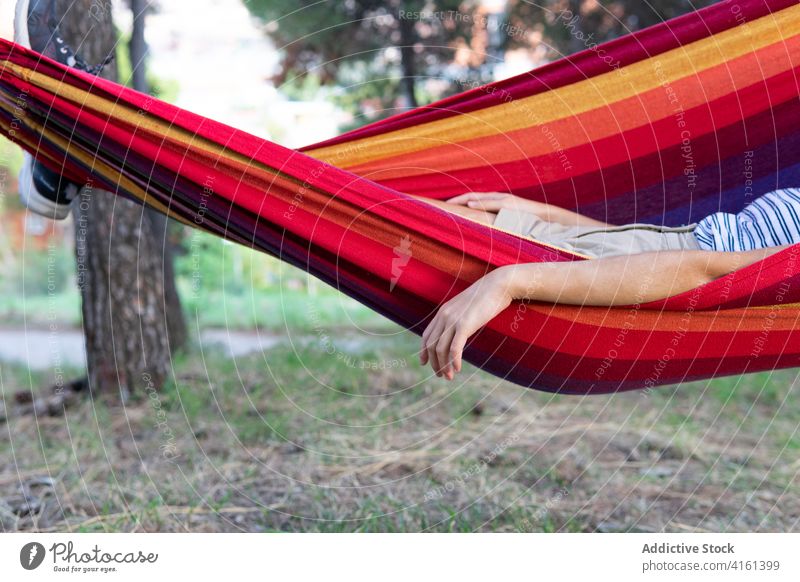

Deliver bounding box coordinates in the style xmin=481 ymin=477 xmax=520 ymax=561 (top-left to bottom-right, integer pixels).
xmin=18 ymin=153 xmax=75 ymax=220
xmin=14 ymin=0 xmax=31 ymax=49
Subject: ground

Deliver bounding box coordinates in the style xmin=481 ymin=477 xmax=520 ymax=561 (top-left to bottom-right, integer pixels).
xmin=1 ymin=329 xmax=798 ymax=532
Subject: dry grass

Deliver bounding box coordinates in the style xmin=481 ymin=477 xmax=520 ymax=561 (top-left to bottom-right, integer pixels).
xmin=1 ymin=334 xmax=799 ymax=532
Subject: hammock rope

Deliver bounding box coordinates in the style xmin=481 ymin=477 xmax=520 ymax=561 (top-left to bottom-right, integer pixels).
xmin=1 ymin=0 xmax=800 ymax=393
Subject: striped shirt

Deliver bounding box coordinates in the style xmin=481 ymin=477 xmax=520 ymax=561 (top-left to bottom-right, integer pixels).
xmin=694 ymin=188 xmax=800 ymax=252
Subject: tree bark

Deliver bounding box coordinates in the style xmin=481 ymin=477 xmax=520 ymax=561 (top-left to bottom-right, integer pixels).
xmin=129 ymin=0 xmax=149 ymax=93
xmin=129 ymin=0 xmax=188 ymax=353
xmin=398 ymin=4 xmax=418 ymax=109
xmin=58 ymin=0 xmax=176 ymax=398
xmin=568 ymin=0 xmax=586 ymax=55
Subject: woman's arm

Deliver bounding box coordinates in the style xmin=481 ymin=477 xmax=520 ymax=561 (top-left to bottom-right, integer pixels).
xmin=500 ymin=246 xmax=785 ymax=305
xmin=421 ymin=245 xmax=790 ymax=379
xmin=447 ymin=192 xmax=612 ymax=227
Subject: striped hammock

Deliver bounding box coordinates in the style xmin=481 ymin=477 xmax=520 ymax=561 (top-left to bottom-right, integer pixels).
xmin=1 ymin=0 xmax=799 ymax=394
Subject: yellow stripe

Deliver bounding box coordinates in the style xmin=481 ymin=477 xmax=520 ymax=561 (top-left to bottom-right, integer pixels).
xmin=305 ymin=4 xmax=800 ymax=167
xmin=1 ymin=61 xmax=422 ymax=223
xmin=0 ymin=112 xmax=193 ymax=224
xmin=0 ymin=60 xmax=278 ymax=175
xmin=2 ymin=62 xmax=593 ymax=258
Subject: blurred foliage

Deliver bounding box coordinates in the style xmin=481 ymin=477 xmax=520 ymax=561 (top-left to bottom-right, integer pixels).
xmin=245 ymin=0 xmax=719 ymax=127
xmin=114 ymin=30 xmax=180 ymax=101
xmin=245 ymin=0 xmax=481 ymax=122
xmin=506 ymin=0 xmax=718 ymax=59
xmin=4 ymin=243 xmax=75 ymax=296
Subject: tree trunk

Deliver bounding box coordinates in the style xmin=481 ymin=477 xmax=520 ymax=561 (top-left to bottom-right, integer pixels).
xmin=129 ymin=0 xmax=188 ymax=353
xmin=398 ymin=4 xmax=418 ymax=109
xmin=568 ymin=0 xmax=586 ymax=55
xmin=59 ymin=0 xmax=175 ymax=398
xmin=129 ymin=0 xmax=149 ymax=93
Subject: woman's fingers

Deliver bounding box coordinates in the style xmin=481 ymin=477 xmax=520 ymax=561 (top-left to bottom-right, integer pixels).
xmin=422 ymin=317 xmax=446 ymax=375
xmin=421 ymin=316 xmax=441 ymax=365
xmin=447 ymin=192 xmax=506 ymax=205
xmin=434 ymin=324 xmax=457 ymax=379
xmin=420 ymin=316 xmax=438 ymax=365
xmin=421 ymin=310 xmax=464 ymax=379
xmin=447 ymin=193 xmax=485 ymax=204
xmin=449 ymin=330 xmax=468 ymax=374
xmin=445 ymin=193 xmax=470 ymax=205
xmin=428 ymin=326 xmax=444 ymax=377
xmin=466 ymin=199 xmax=508 ymax=212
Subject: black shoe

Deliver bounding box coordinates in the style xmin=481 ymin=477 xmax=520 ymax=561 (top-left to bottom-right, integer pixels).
xmin=14 ymin=0 xmax=85 ymax=219
xmin=14 ymin=0 xmax=109 ymax=73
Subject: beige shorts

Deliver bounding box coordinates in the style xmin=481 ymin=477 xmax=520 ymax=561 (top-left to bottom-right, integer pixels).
xmin=493 ymin=208 xmax=701 ymax=258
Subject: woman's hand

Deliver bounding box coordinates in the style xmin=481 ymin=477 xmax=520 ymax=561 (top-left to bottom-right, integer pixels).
xmin=412 ymin=195 xmax=497 ymax=225
xmin=447 ymin=192 xmax=611 ymax=228
xmin=420 ymin=267 xmax=515 ymax=380
xmin=447 ymin=192 xmax=553 ymax=219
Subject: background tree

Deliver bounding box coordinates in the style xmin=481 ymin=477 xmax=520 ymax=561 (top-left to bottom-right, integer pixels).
xmin=58 ymin=0 xmax=180 ymax=400
xmin=245 ymin=0 xmax=719 ymax=130
xmin=244 ymin=0 xmax=482 ymax=123
xmin=128 ymin=0 xmax=187 ymax=352
xmin=506 ymin=0 xmax=718 ymax=59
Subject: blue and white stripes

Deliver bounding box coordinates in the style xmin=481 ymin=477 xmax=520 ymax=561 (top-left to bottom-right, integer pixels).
xmin=694 ymin=188 xmax=800 ymax=252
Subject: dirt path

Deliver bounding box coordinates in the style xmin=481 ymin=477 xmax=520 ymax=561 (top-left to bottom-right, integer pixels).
xmin=0 ymin=327 xmax=285 ymax=370
xmin=0 ymin=327 xmax=383 ymax=370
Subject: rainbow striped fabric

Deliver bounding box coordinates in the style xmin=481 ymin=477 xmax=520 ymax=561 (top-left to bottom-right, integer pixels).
xmin=1 ymin=0 xmax=800 ymax=393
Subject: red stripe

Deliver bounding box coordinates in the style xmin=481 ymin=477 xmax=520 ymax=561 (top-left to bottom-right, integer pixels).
xmin=301 ymin=0 xmax=800 ymax=150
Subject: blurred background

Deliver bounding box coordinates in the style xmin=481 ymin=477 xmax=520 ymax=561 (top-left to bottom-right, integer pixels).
xmin=1 ymin=0 xmax=798 ymax=533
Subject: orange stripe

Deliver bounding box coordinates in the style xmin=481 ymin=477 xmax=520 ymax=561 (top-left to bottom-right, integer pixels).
xmin=530 ymin=301 xmax=800 ymax=333
xmin=341 ymin=36 xmax=800 ymax=180
xmin=306 ymin=4 xmax=800 ymax=167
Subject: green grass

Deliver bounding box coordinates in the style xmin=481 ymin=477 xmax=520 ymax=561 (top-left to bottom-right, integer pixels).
xmin=0 ymin=286 xmax=392 ymax=331
xmin=2 ymin=338 xmax=799 ymax=533
xmin=0 ymin=290 xmax=83 ymax=327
